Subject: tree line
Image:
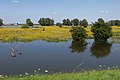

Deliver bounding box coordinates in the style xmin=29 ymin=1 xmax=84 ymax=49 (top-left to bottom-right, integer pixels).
xmin=0 ymin=18 xmax=88 ymax=27
xmin=0 ymin=17 xmax=120 ymax=27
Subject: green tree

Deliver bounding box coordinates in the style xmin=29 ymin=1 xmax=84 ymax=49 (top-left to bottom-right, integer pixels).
xmin=71 ymin=27 xmax=87 ymax=42
xmin=80 ymin=19 xmax=88 ymax=27
xmin=71 ymin=18 xmax=79 ymax=26
xmin=91 ymin=18 xmax=112 ymax=42
xmin=56 ymin=22 xmax=62 ymax=27
xmin=0 ymin=18 xmax=3 ymax=26
xmin=38 ymin=18 xmax=54 ymax=26
xmin=26 ymin=18 xmax=33 ymax=26
xmin=62 ymin=19 xmax=72 ymax=26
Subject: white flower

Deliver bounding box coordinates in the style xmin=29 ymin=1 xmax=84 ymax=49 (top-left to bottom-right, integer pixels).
xmin=34 ymin=70 xmax=37 ymax=73
xmin=31 ymin=75 xmax=33 ymax=77
xmin=108 ymin=67 xmax=110 ymax=69
xmin=99 ymin=65 xmax=102 ymax=67
xmin=25 ymin=72 xmax=29 ymax=75
xmin=45 ymin=70 xmax=48 ymax=73
xmin=20 ymin=74 xmax=22 ymax=77
xmin=38 ymin=69 xmax=40 ymax=71
xmin=0 ymin=75 xmax=2 ymax=77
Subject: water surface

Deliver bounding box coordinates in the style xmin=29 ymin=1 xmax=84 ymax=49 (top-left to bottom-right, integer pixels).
xmin=0 ymin=39 xmax=120 ymax=75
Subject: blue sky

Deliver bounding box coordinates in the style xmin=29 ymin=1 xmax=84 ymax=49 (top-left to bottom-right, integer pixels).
xmin=0 ymin=0 xmax=120 ymax=24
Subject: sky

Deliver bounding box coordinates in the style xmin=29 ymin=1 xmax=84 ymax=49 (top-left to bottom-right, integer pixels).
xmin=0 ymin=0 xmax=120 ymax=24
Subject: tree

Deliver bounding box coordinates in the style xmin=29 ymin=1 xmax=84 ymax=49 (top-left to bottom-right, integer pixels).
xmin=26 ymin=18 xmax=33 ymax=26
xmin=0 ymin=18 xmax=3 ymax=26
xmin=107 ymin=20 xmax=120 ymax=26
xmin=91 ymin=18 xmax=112 ymax=42
xmin=56 ymin=22 xmax=62 ymax=27
xmin=71 ymin=18 xmax=79 ymax=26
xmin=71 ymin=27 xmax=87 ymax=42
xmin=62 ymin=19 xmax=72 ymax=26
xmin=38 ymin=18 xmax=54 ymax=26
xmin=80 ymin=19 xmax=88 ymax=27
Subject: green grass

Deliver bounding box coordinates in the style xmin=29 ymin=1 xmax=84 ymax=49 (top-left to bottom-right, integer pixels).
xmin=1 ymin=70 xmax=120 ymax=80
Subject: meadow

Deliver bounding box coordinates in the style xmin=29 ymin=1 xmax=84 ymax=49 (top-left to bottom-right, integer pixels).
xmin=0 ymin=26 xmax=120 ymax=42
xmin=1 ymin=70 xmax=120 ymax=80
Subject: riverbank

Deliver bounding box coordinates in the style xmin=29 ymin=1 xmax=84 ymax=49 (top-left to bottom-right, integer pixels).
xmin=0 ymin=26 xmax=120 ymax=42
xmin=1 ymin=70 xmax=120 ymax=80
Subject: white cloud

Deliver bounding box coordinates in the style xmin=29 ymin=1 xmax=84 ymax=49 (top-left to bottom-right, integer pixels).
xmin=98 ymin=10 xmax=109 ymax=14
xmin=12 ymin=0 xmax=19 ymax=3
xmin=52 ymin=12 xmax=62 ymax=15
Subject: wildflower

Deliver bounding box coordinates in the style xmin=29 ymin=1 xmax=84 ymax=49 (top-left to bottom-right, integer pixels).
xmin=38 ymin=68 xmax=40 ymax=71
xmin=5 ymin=75 xmax=8 ymax=78
xmin=93 ymin=70 xmax=96 ymax=72
xmin=0 ymin=75 xmax=2 ymax=77
xmin=108 ymin=67 xmax=110 ymax=69
xmin=99 ymin=65 xmax=102 ymax=67
xmin=45 ymin=70 xmax=48 ymax=73
xmin=34 ymin=70 xmax=37 ymax=73
xmin=20 ymin=74 xmax=22 ymax=77
xmin=25 ymin=72 xmax=29 ymax=75
xmin=31 ymin=75 xmax=33 ymax=77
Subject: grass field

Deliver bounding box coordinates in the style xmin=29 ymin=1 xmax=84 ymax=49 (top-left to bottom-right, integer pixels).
xmin=1 ymin=70 xmax=120 ymax=80
xmin=0 ymin=26 xmax=71 ymax=42
xmin=0 ymin=26 xmax=120 ymax=42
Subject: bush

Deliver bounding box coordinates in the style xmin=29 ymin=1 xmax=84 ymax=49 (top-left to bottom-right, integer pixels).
xmin=21 ymin=24 xmax=29 ymax=28
xmin=56 ymin=22 xmax=62 ymax=27
xmin=71 ymin=26 xmax=87 ymax=42
xmin=91 ymin=18 xmax=112 ymax=42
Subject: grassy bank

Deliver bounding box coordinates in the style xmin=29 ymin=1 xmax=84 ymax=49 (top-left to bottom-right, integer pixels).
xmin=1 ymin=70 xmax=120 ymax=80
xmin=0 ymin=26 xmax=120 ymax=42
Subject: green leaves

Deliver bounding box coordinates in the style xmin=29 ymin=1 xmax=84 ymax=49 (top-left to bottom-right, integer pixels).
xmin=72 ymin=27 xmax=87 ymax=42
xmin=91 ymin=18 xmax=112 ymax=42
xmin=0 ymin=18 xmax=3 ymax=26
xmin=26 ymin=18 xmax=33 ymax=26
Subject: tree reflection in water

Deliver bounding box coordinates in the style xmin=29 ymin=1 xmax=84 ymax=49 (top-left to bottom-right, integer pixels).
xmin=90 ymin=41 xmax=112 ymax=58
xmin=70 ymin=40 xmax=87 ymax=53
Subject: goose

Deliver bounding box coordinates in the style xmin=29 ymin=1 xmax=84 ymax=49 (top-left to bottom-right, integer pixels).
xmin=10 ymin=48 xmax=16 ymax=57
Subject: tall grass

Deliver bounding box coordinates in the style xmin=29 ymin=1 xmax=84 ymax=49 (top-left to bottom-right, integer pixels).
xmin=1 ymin=70 xmax=120 ymax=80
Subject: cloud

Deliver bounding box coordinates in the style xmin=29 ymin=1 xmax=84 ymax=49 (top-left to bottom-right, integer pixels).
xmin=52 ymin=12 xmax=62 ymax=15
xmin=12 ymin=0 xmax=19 ymax=3
xmin=98 ymin=10 xmax=109 ymax=14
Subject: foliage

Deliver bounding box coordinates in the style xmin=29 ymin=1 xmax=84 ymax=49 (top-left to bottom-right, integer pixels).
xmin=0 ymin=18 xmax=3 ymax=26
xmin=71 ymin=27 xmax=87 ymax=42
xmin=71 ymin=18 xmax=79 ymax=26
xmin=56 ymin=22 xmax=62 ymax=27
xmin=21 ymin=24 xmax=29 ymax=28
xmin=80 ymin=19 xmax=88 ymax=28
xmin=108 ymin=20 xmax=120 ymax=26
xmin=62 ymin=19 xmax=72 ymax=26
xmin=38 ymin=18 xmax=54 ymax=26
xmin=91 ymin=18 xmax=112 ymax=42
xmin=26 ymin=18 xmax=33 ymax=26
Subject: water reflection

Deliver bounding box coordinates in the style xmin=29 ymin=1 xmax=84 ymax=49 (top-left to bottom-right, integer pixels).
xmin=70 ymin=41 xmax=87 ymax=53
xmin=90 ymin=41 xmax=112 ymax=58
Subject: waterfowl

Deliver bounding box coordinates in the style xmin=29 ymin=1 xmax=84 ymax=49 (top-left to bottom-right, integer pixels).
xmin=10 ymin=48 xmax=16 ymax=57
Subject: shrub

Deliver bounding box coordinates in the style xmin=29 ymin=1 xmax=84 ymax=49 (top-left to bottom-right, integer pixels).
xmin=21 ymin=24 xmax=29 ymax=28
xmin=91 ymin=18 xmax=112 ymax=42
xmin=71 ymin=26 xmax=87 ymax=42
